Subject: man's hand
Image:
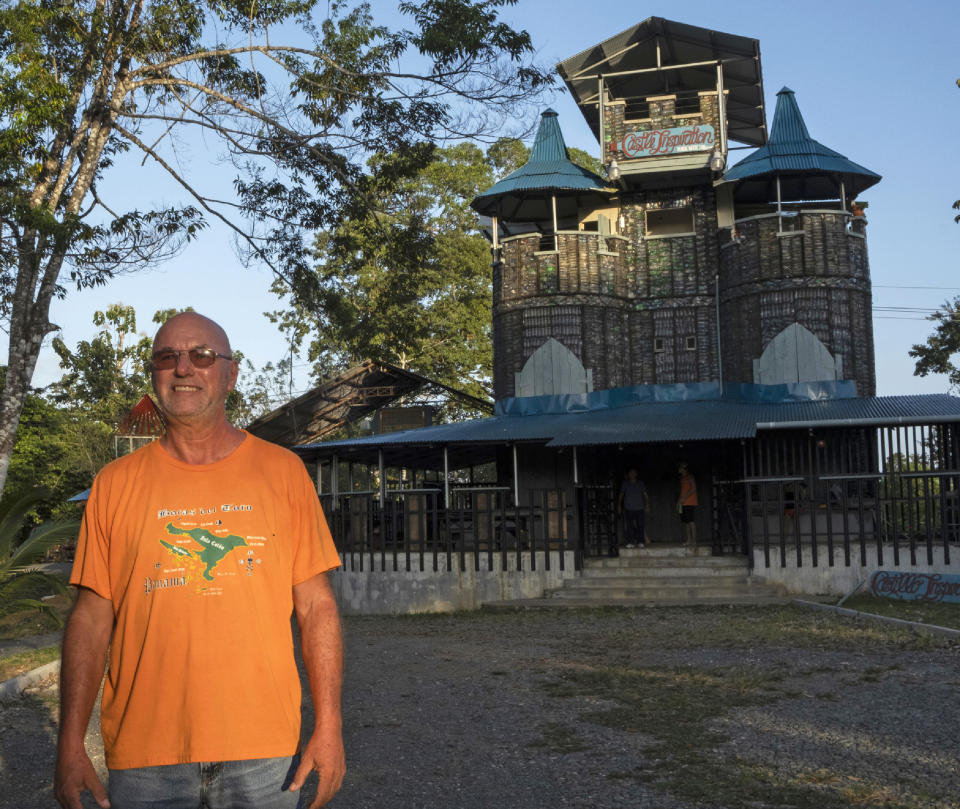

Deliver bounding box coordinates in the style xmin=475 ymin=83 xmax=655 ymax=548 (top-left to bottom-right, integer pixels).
xmin=54 ymin=746 xmax=109 ymax=809
xmin=291 ymin=571 xmax=345 ymax=808
xmin=55 ymin=587 xmax=113 ymax=809
xmin=288 ymin=725 xmax=346 ymax=808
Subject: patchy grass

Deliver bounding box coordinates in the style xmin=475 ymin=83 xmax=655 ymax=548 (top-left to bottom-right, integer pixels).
xmin=533 ymin=605 xmax=956 ymax=809
xmin=526 ymin=721 xmax=591 ymax=754
xmin=0 ymin=645 xmax=59 ymax=681
xmin=840 ymin=593 xmax=960 ymax=630
xmin=0 ymin=592 xmax=73 ymax=641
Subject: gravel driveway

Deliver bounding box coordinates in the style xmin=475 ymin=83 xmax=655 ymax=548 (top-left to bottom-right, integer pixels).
xmin=2 ymin=604 xmax=958 ymax=809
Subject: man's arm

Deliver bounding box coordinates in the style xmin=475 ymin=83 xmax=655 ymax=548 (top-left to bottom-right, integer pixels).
xmin=55 ymin=587 xmax=113 ymax=809
xmin=289 ymin=571 xmax=345 ymax=808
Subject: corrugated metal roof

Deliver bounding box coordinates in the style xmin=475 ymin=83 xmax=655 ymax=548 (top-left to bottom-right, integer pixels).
xmin=556 ymin=17 xmax=767 ymax=148
xmin=116 ymin=395 xmax=165 ymax=437
xmin=297 ymin=391 xmax=960 ymax=459
xmin=721 ymin=88 xmax=881 ymax=201
xmin=470 ymin=109 xmax=616 ymax=221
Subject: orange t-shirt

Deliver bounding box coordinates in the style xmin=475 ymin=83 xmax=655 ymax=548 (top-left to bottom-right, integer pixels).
xmin=679 ymin=471 xmax=698 ymax=507
xmin=70 ymin=434 xmax=341 ymax=769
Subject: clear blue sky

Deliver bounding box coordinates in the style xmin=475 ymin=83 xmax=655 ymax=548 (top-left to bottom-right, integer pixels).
xmin=22 ymin=0 xmax=960 ymax=401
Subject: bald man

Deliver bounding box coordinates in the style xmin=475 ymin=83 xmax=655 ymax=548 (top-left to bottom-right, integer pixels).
xmin=55 ymin=313 xmax=345 ymax=809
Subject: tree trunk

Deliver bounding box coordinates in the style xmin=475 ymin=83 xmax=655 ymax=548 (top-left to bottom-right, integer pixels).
xmin=0 ymin=287 xmax=56 ymax=497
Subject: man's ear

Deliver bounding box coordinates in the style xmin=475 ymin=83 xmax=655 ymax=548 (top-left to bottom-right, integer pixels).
xmin=227 ymin=360 xmax=239 ymax=392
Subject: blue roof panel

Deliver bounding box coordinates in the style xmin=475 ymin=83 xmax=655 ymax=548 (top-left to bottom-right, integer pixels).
xmin=298 ymin=389 xmax=960 ymax=453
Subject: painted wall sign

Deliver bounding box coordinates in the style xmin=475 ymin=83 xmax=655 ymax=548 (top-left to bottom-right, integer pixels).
xmin=614 ymin=125 xmax=715 ymax=158
xmin=870 ymin=570 xmax=960 ymax=604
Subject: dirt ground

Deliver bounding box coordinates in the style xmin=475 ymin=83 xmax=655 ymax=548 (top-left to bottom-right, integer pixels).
xmin=2 ymin=604 xmax=958 ymax=809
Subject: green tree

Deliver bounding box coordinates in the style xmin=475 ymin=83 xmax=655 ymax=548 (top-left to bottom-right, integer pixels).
xmin=910 ymin=299 xmax=960 ymax=390
xmin=273 ymin=141 xmax=505 ymax=400
xmin=2 ymin=377 xmax=101 ymax=519
xmin=0 ymin=0 xmax=549 ymax=497
xmin=271 ymin=138 xmax=601 ymax=402
xmin=955 ymin=78 xmax=959 ymax=222
xmin=49 ymin=303 xmax=152 ymax=425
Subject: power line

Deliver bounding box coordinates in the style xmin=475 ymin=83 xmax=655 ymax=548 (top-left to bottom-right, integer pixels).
xmin=873 ymin=285 xmax=960 ymax=290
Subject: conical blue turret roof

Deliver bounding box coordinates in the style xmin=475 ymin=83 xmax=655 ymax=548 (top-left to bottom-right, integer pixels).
xmin=721 ymin=88 xmax=881 ymax=202
xmin=471 ymin=109 xmax=615 ymax=221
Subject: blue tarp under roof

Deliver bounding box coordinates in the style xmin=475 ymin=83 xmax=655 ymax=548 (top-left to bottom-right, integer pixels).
xmin=721 ymin=88 xmax=881 ymax=202
xmin=470 ymin=109 xmax=616 ymax=222
xmin=294 ymin=383 xmax=960 ymax=468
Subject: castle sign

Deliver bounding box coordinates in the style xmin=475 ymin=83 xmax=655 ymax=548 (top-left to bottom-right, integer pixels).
xmin=870 ymin=570 xmax=960 ymax=603
xmin=615 ymin=124 xmax=715 ymax=158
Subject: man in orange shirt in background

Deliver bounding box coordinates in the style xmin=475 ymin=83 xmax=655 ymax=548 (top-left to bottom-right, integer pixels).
xmin=677 ymin=462 xmax=698 ymax=549
xmin=54 ymin=313 xmax=345 ymax=809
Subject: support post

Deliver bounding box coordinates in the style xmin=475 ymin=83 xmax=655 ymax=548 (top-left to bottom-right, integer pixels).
xmin=551 ymin=195 xmax=559 ymax=252
xmin=512 ymin=443 xmax=520 ymax=506
xmin=572 ymin=446 xmax=579 ymax=486
xmin=776 ymin=175 xmax=783 ymax=232
xmin=597 ymin=76 xmax=604 ymax=159
xmin=443 ymin=446 xmax=450 ymax=510
xmin=715 ymin=272 xmax=723 ymax=386
xmin=331 ymin=453 xmax=339 ymax=510
xmin=378 ymin=450 xmax=385 ymax=509
xmin=715 ymin=63 xmax=727 ymax=158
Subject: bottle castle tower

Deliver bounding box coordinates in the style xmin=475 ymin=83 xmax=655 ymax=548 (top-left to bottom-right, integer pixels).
xmin=472 ymin=18 xmax=881 ymax=401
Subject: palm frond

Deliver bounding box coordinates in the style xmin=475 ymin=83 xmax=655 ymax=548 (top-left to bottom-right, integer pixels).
xmin=6 ymin=520 xmax=80 ymax=571
xmin=0 ymin=570 xmax=68 ymax=600
xmin=0 ymin=598 xmax=66 ymax=626
xmin=0 ymin=490 xmax=49 ymax=559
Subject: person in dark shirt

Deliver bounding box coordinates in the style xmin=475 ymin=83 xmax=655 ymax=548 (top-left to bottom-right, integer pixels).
xmin=619 ymin=468 xmax=649 ymax=548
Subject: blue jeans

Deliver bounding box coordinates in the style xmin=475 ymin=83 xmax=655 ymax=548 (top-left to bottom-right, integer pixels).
xmin=108 ymin=755 xmax=302 ymax=809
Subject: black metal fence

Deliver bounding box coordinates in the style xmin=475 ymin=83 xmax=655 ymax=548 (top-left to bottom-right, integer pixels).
xmin=714 ymin=423 xmax=960 ymax=568
xmin=322 ymin=487 xmax=577 ymax=572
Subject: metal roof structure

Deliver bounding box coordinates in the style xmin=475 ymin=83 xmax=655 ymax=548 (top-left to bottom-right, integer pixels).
xmin=721 ymin=87 xmax=881 ymax=202
xmin=556 ymin=17 xmax=767 ymax=148
xmin=294 ymin=384 xmax=960 ymax=469
xmin=115 ymin=395 xmax=165 ymax=436
xmin=245 ymin=360 xmax=493 ymax=447
xmin=470 ymin=109 xmax=616 ymax=223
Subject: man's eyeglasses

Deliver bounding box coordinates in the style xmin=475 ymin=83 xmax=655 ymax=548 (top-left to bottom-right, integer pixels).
xmin=151 ymin=348 xmax=234 ymax=370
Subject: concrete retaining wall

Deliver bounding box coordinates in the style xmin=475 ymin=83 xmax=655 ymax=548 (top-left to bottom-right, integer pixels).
xmin=752 ymin=544 xmax=956 ymax=597
xmin=331 ymin=552 xmax=578 ymax=614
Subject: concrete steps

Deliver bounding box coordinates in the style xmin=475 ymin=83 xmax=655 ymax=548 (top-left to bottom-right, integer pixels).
xmin=543 ymin=545 xmax=790 ymax=607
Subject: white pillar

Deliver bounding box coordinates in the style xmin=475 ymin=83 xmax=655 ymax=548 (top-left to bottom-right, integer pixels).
xmin=776 ymin=175 xmax=783 ymax=232
xmin=443 ymin=446 xmax=450 ymax=510
xmin=715 ymin=63 xmax=727 ymax=158
xmin=572 ymin=446 xmax=579 ymax=486
xmin=512 ymin=443 xmax=520 ymax=506
xmin=551 ymin=196 xmax=559 ymax=252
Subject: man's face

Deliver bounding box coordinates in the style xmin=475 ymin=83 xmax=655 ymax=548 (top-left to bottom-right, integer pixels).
xmin=151 ymin=314 xmax=238 ymax=427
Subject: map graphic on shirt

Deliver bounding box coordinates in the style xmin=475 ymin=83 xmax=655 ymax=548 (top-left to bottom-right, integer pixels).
xmin=159 ymin=523 xmax=248 ymax=581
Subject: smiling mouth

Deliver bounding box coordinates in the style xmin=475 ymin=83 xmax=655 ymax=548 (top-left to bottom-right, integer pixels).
xmin=172 ymin=385 xmax=201 ymax=392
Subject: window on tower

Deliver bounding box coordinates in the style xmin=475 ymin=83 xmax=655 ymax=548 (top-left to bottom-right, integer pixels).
xmin=645 ymin=207 xmax=695 ymax=238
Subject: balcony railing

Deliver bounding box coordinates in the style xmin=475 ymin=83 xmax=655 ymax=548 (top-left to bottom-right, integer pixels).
xmin=321 ymin=487 xmax=577 ymax=572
